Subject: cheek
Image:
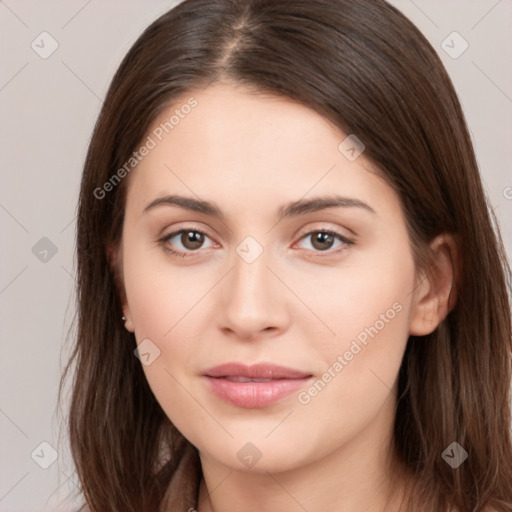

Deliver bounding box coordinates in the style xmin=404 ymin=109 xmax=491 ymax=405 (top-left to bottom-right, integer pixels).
xmin=121 ymin=245 xmax=209 ymax=437
xmin=122 ymin=237 xmax=214 ymax=341
xmin=286 ymin=238 xmax=415 ymax=357
xmin=295 ymin=307 xmax=410 ymax=461
xmin=330 ymin=253 xmax=414 ymax=376
xmin=295 ymin=248 xmax=415 ymax=436
xmin=121 ymin=241 xmax=218 ymax=416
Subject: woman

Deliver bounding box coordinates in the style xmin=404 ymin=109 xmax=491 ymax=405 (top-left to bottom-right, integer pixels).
xmin=61 ymin=0 xmax=512 ymax=510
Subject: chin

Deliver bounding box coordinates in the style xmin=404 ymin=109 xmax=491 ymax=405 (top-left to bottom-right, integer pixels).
xmin=197 ymin=435 xmax=323 ymax=475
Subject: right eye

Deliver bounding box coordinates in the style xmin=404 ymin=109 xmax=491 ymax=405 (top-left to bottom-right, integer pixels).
xmin=159 ymin=228 xmax=215 ymax=257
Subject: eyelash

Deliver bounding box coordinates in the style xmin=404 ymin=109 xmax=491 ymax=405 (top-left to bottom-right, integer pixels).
xmin=159 ymin=227 xmax=355 ymax=258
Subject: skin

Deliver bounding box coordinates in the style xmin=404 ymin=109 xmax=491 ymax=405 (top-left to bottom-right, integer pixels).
xmin=113 ymin=81 xmax=456 ymax=512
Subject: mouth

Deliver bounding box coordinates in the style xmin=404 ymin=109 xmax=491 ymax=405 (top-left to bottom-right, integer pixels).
xmin=202 ymin=363 xmax=313 ymax=408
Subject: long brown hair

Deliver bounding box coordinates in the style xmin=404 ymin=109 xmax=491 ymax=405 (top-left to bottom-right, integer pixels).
xmin=60 ymin=0 xmax=512 ymax=510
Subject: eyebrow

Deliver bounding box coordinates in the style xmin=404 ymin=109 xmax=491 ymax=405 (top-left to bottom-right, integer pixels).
xmin=143 ymin=194 xmax=376 ymax=219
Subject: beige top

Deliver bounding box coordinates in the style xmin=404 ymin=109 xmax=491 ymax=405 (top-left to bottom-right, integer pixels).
xmin=76 ymin=440 xmax=201 ymax=512
xmin=159 ymin=439 xmax=201 ymax=511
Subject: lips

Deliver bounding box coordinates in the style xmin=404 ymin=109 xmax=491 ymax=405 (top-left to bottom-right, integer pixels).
xmin=203 ymin=363 xmax=312 ymax=408
xmin=204 ymin=362 xmax=311 ymax=380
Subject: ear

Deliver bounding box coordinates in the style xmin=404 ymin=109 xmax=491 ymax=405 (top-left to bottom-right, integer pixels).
xmin=409 ymin=234 xmax=458 ymax=336
xmin=106 ymin=243 xmax=135 ymax=333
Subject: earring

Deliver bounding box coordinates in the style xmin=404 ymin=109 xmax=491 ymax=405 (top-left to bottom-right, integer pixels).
xmin=122 ymin=316 xmax=126 ymax=321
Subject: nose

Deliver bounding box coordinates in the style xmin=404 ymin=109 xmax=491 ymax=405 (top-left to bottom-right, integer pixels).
xmin=217 ymin=247 xmax=291 ymax=340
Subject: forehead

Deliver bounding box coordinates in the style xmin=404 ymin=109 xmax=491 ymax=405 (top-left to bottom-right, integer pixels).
xmin=124 ymin=82 xmax=398 ymax=221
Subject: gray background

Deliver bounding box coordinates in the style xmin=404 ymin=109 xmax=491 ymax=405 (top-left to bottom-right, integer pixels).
xmin=1 ymin=1 xmax=511 ymax=510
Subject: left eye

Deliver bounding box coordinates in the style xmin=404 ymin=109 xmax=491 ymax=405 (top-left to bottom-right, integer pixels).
xmin=296 ymin=230 xmax=354 ymax=253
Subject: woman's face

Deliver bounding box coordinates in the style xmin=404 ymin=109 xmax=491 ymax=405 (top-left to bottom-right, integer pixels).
xmin=118 ymin=82 xmax=421 ymax=474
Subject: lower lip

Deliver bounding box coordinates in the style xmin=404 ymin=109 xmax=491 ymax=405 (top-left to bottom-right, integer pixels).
xmin=204 ymin=376 xmax=311 ymax=408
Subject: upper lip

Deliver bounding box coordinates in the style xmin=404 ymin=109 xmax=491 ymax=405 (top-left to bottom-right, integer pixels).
xmin=203 ymin=363 xmax=312 ymax=380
